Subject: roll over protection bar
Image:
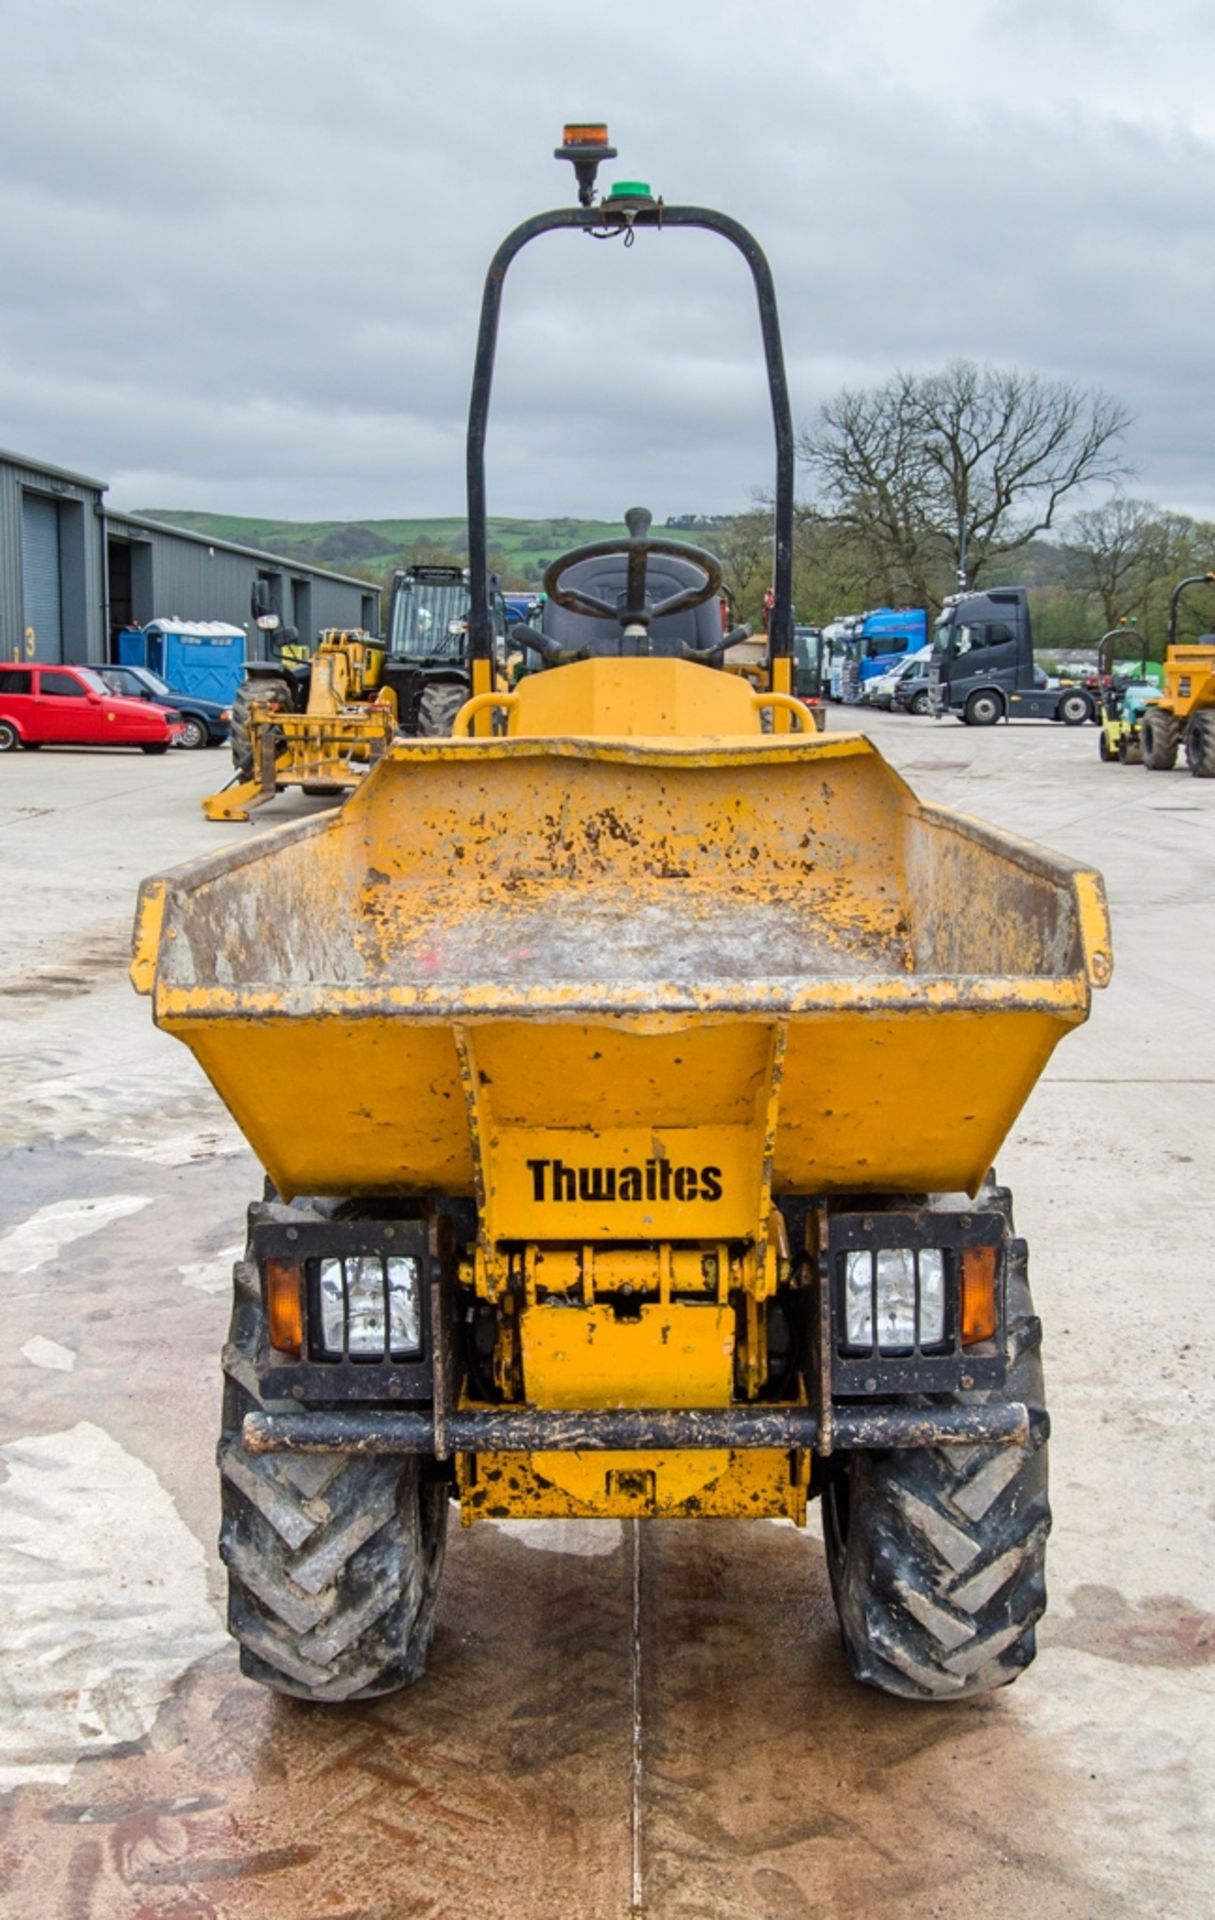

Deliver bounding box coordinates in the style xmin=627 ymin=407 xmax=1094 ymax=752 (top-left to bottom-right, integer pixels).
xmin=1167 ymin=573 xmax=1215 ymax=647
xmin=465 ymin=190 xmax=796 ymax=670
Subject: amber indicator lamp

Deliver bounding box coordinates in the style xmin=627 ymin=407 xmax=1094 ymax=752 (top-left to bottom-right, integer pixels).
xmin=960 ymin=1245 xmax=999 ymax=1345
xmin=265 ymin=1257 xmax=304 ymax=1354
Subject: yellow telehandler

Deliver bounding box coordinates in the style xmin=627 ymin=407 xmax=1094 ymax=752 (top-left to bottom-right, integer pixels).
xmin=204 ymin=567 xmax=510 ymax=821
xmin=133 ymin=125 xmax=1111 ymax=1703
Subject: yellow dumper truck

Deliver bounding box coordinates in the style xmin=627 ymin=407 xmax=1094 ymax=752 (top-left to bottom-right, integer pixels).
xmin=1140 ymin=571 xmax=1215 ymax=774
xmin=132 ymin=128 xmax=1111 ymax=1703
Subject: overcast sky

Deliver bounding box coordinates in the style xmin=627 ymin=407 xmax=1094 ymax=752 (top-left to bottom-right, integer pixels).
xmin=2 ymin=0 xmax=1213 ymax=527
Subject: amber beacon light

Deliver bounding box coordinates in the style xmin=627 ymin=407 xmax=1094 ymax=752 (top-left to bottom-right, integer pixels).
xmin=556 ymin=121 xmax=618 ymax=204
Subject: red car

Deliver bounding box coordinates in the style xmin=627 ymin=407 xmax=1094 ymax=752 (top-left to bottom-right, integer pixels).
xmin=0 ymin=663 xmax=183 ymax=754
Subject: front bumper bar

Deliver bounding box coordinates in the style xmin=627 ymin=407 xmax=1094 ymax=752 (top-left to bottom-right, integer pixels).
xmin=243 ymin=1401 xmax=1031 ymax=1457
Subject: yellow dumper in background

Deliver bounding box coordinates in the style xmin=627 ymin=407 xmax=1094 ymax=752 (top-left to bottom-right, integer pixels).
xmin=1140 ymin=570 xmax=1215 ymax=774
xmin=133 ymin=129 xmax=1110 ymax=1704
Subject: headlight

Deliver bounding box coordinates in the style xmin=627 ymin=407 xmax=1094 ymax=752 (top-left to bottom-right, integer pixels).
xmin=844 ymin=1247 xmax=945 ymax=1351
xmin=317 ymin=1255 xmax=422 ymax=1357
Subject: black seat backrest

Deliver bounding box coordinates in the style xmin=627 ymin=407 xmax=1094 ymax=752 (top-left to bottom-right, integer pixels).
xmin=540 ymin=553 xmax=725 ymax=657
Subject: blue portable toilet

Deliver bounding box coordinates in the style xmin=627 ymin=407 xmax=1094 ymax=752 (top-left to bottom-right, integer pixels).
xmin=117 ymin=620 xmax=247 ymax=704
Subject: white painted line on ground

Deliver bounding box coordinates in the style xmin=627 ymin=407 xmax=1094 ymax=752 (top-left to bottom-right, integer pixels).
xmin=20 ymin=1336 xmax=76 ymax=1372
xmin=0 ymin=1422 xmax=226 ymax=1794
xmin=630 ymin=1517 xmax=644 ymax=1915
xmin=0 ymin=1195 xmax=154 ymax=1279
xmin=178 ymin=1242 xmax=243 ymax=1294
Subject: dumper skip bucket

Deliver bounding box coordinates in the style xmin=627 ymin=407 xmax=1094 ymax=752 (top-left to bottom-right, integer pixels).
xmin=132 ymin=725 xmax=1110 ymax=1212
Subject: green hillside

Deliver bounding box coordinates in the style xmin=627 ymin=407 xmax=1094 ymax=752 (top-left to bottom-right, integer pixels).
xmin=134 ymin=509 xmax=698 ymax=587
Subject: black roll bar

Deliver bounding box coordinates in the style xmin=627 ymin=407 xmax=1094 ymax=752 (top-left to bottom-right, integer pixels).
xmin=1167 ymin=573 xmax=1215 ymax=649
xmin=1097 ymin=625 xmax=1145 ymax=678
xmin=465 ymin=201 xmax=795 ymax=664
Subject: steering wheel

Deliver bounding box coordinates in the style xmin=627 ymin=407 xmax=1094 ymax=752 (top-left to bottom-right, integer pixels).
xmin=542 ymin=506 xmax=724 ymax=633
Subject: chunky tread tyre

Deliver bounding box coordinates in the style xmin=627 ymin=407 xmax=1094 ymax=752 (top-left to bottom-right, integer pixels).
xmin=822 ymin=1188 xmax=1049 ymax=1700
xmin=218 ymin=1255 xmax=448 ymax=1701
xmin=1142 ymin=707 xmax=1179 ymax=770
xmin=1184 ymin=710 xmax=1215 ymax=778
xmin=230 ymin=674 xmax=294 ymax=775
xmin=417 ymin=680 xmax=468 ymax=737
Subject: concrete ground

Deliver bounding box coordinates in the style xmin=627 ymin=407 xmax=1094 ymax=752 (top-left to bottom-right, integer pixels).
xmin=0 ymin=713 xmax=1211 ymax=1920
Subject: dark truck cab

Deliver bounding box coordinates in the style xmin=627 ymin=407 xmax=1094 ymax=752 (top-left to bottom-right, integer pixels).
xmin=931 ymin=587 xmax=1093 ymax=726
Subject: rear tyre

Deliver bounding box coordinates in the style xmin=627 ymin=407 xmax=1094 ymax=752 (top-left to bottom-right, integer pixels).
xmin=964 ymin=690 xmax=1002 ymax=727
xmin=231 ymin=675 xmax=294 ymax=775
xmin=417 ymin=681 xmax=468 ymax=737
xmin=1141 ymin=707 xmax=1179 ymax=770
xmin=0 ymin=721 xmax=20 ymax=752
xmin=1184 ymin=711 xmax=1215 ymax=778
xmin=1059 ymin=690 xmax=1091 ymax=726
xmin=176 ymin=715 xmax=208 ymax=751
xmin=218 ymin=1256 xmax=448 ymax=1701
xmin=821 ymin=1197 xmax=1049 ymax=1700
xmin=1098 ymin=729 xmax=1114 ymax=762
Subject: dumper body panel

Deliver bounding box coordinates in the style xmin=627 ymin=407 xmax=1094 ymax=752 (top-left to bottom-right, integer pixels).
xmin=135 ymin=659 xmax=1109 ymax=1527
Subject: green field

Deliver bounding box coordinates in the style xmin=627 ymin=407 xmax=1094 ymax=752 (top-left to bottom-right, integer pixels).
xmin=135 ymin=509 xmax=694 ymax=581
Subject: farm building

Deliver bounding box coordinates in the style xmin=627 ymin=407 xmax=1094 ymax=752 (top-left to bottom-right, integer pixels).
xmin=0 ymin=446 xmax=380 ymax=666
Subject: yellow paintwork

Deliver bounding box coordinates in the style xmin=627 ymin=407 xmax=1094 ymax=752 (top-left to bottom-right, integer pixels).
xmin=308 ymin=631 xmax=386 ymax=709
xmin=469 ymin=654 xmax=495 ymax=736
xmin=455 ymin=653 xmax=805 ymax=739
xmin=202 ymin=631 xmax=396 ymax=822
xmin=502 ymin=1300 xmax=750 ymax=1517
xmin=520 ymin=1302 xmax=734 ymax=1408
xmin=769 ymin=650 xmax=793 ymax=732
xmin=753 ymin=691 xmax=812 ymax=732
xmin=456 ymin=1440 xmax=809 ymax=1522
xmin=201 ymin=702 xmax=397 ymax=822
xmin=1157 ymin=642 xmax=1215 ymax=720
xmin=134 ymin=654 xmax=1111 ymax=1524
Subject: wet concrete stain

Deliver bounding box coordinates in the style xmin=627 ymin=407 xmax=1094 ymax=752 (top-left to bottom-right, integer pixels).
xmin=0 ymin=1525 xmax=1133 ymax=1920
xmin=1043 ymin=1584 xmax=1215 ymax=1667
xmin=0 ymin=931 xmax=133 ymax=1002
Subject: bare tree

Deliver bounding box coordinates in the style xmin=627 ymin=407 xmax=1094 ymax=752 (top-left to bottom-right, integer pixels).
xmin=1063 ymin=497 xmax=1182 ymax=631
xmin=799 ymin=360 xmax=1132 ymax=616
xmin=716 ymin=509 xmax=774 ymax=624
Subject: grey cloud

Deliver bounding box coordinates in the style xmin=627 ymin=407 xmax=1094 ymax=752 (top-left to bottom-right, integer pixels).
xmin=1 ymin=0 xmax=1212 ymax=522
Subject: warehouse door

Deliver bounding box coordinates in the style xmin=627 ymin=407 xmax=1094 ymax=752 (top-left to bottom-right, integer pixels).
xmin=21 ymin=494 xmax=63 ymax=662
xmin=108 ymin=538 xmax=133 ymax=636
xmin=291 ymin=578 xmax=312 ymax=645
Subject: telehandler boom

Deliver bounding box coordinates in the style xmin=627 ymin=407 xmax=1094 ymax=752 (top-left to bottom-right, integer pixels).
xmin=205 ymin=568 xmax=508 ymax=821
xmin=133 ymin=127 xmax=1110 ymax=1703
